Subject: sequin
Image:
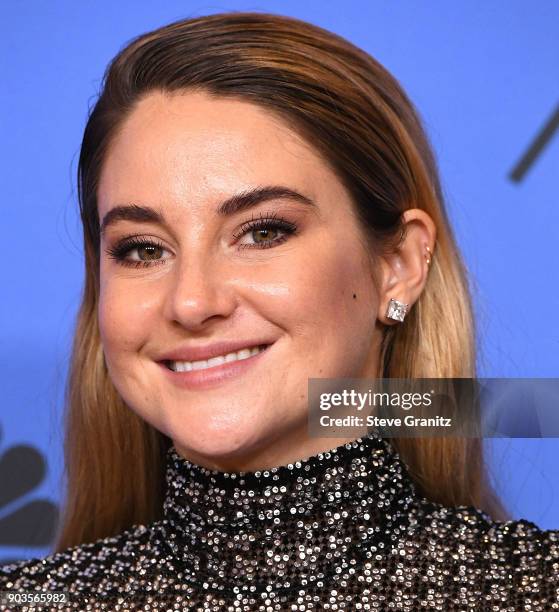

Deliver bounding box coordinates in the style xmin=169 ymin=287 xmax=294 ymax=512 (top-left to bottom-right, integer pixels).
xmin=1 ymin=430 xmax=558 ymax=610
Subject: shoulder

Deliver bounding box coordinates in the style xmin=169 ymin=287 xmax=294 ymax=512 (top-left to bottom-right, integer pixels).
xmin=409 ymin=500 xmax=559 ymax=603
xmin=414 ymin=499 xmax=559 ymax=557
xmin=0 ymin=523 xmax=154 ymax=596
xmin=420 ymin=500 xmax=559 ymax=544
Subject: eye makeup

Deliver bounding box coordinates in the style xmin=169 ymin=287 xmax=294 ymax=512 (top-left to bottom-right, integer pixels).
xmin=104 ymin=210 xmax=299 ymax=269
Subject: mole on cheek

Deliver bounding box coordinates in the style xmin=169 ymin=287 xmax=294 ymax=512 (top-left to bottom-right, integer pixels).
xmin=353 ymin=293 xmax=357 ymax=299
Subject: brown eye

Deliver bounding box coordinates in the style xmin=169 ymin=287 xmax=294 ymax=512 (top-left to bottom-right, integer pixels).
xmin=105 ymin=237 xmax=171 ymax=268
xmin=252 ymin=227 xmax=280 ymax=243
xmin=138 ymin=245 xmax=163 ymax=260
xmin=233 ymin=216 xmax=298 ymax=250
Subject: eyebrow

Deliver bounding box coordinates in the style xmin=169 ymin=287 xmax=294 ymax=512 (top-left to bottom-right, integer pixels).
xmin=99 ymin=185 xmax=317 ymax=235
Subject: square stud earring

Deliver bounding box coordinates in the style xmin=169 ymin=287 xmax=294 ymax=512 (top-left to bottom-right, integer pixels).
xmin=386 ymin=298 xmax=408 ymax=322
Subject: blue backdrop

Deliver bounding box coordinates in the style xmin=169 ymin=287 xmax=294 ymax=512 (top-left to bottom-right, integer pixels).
xmin=1 ymin=1 xmax=558 ymax=563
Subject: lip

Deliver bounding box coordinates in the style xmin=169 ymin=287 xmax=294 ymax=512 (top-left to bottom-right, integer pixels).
xmin=157 ymin=343 xmax=272 ymax=390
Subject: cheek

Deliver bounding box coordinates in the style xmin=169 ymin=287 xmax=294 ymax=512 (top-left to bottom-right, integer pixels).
xmin=313 ymin=257 xmax=370 ymax=328
xmin=270 ymin=245 xmax=378 ymax=363
xmin=97 ymin=278 xmax=158 ymax=358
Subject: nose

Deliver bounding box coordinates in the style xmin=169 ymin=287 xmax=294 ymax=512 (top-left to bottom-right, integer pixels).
xmin=163 ymin=254 xmax=236 ymax=330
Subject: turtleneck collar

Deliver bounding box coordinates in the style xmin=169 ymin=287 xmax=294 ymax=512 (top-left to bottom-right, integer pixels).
xmin=159 ymin=429 xmax=420 ymax=593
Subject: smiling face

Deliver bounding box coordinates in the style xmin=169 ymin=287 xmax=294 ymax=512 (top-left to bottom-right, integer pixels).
xmin=97 ymin=89 xmax=386 ymax=471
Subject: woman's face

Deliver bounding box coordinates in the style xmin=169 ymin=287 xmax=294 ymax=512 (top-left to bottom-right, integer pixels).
xmin=97 ymin=90 xmax=386 ymax=470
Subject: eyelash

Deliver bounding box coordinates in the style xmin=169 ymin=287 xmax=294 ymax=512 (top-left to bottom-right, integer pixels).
xmin=104 ymin=212 xmax=298 ymax=269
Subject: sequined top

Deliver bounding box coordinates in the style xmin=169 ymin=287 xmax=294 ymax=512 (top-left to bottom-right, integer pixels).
xmin=1 ymin=430 xmax=558 ymax=611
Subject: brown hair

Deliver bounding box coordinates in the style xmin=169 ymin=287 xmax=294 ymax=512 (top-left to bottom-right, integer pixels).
xmin=57 ymin=11 xmax=508 ymax=550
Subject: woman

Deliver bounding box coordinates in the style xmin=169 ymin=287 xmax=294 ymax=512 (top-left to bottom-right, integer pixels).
xmin=1 ymin=11 xmax=557 ymax=611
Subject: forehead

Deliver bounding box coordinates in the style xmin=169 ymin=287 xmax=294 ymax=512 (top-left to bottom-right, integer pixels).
xmin=97 ymin=90 xmax=341 ymax=218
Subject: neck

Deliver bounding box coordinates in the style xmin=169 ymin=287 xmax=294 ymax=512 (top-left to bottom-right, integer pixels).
xmin=159 ymin=429 xmax=420 ymax=594
xmin=172 ymin=427 xmax=363 ymax=473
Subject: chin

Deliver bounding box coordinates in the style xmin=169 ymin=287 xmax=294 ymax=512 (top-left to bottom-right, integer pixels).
xmin=169 ymin=418 xmax=271 ymax=466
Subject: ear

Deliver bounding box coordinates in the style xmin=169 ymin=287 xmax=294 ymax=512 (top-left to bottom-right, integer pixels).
xmin=376 ymin=209 xmax=436 ymax=325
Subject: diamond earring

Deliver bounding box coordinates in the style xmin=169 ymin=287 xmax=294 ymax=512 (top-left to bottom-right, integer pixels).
xmin=386 ymin=298 xmax=408 ymax=322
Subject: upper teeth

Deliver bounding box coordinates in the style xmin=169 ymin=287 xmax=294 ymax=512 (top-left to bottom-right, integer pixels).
xmin=168 ymin=345 xmax=266 ymax=372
